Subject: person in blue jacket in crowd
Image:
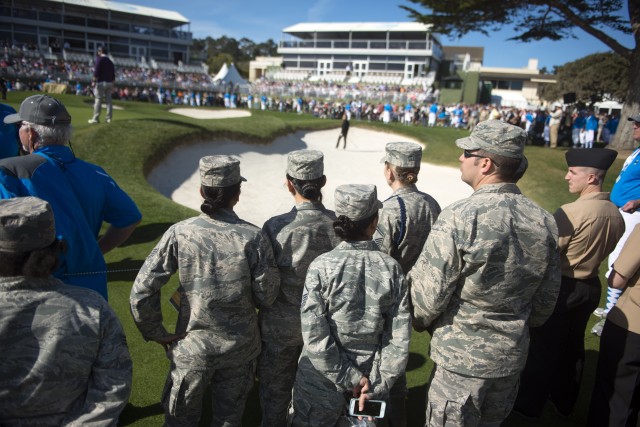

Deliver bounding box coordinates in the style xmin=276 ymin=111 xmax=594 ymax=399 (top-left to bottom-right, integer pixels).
xmin=0 ymin=94 xmax=141 ymax=300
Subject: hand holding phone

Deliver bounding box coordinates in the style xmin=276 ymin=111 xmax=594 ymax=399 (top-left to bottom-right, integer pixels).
xmin=348 ymin=398 xmax=386 ymax=419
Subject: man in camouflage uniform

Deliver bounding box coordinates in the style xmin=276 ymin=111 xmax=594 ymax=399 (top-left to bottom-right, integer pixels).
xmin=0 ymin=197 xmax=132 ymax=426
xmin=408 ymin=121 xmax=561 ymax=426
xmin=289 ymin=184 xmax=411 ymax=427
xmin=259 ymin=149 xmax=340 ymax=427
xmin=130 ymin=156 xmax=280 ymax=427
xmin=373 ymin=141 xmax=440 ymax=426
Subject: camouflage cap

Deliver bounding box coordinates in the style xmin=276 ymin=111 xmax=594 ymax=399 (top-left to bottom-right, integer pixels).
xmin=334 ymin=184 xmax=383 ymax=221
xmin=286 ymin=149 xmax=324 ymax=180
xmin=381 ymin=142 xmax=422 ymax=168
xmin=199 ymin=155 xmax=246 ymax=187
xmin=0 ymin=197 xmax=56 ymax=252
xmin=455 ymin=120 xmax=525 ymax=159
xmin=4 ymin=94 xmax=72 ymax=126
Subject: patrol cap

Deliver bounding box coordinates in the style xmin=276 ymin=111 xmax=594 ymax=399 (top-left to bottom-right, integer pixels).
xmin=381 ymin=142 xmax=422 ymax=168
xmin=0 ymin=197 xmax=56 ymax=253
xmin=565 ymin=148 xmax=617 ymax=170
xmin=455 ymin=120 xmax=525 ymax=159
xmin=334 ymin=184 xmax=382 ymax=221
xmin=286 ymin=149 xmax=324 ymax=180
xmin=4 ymin=94 xmax=72 ymax=126
xmin=199 ymin=155 xmax=246 ymax=187
xmin=628 ymin=114 xmax=640 ymax=123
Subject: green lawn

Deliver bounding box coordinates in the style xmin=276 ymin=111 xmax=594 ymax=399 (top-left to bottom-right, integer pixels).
xmin=3 ymin=92 xmax=622 ymax=426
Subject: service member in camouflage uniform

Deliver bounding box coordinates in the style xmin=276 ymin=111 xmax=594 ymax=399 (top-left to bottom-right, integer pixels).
xmin=289 ymin=184 xmax=411 ymax=427
xmin=374 ymin=141 xmax=441 ymax=274
xmin=130 ymin=156 xmax=280 ymax=427
xmin=373 ymin=142 xmax=440 ymax=427
xmin=259 ymin=149 xmax=340 ymax=427
xmin=0 ymin=197 xmax=132 ymax=426
xmin=408 ymin=121 xmax=561 ymax=426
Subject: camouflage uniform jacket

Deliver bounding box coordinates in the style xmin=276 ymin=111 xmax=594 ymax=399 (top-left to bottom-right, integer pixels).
xmin=374 ymin=185 xmax=441 ymax=273
xmin=0 ymin=276 xmax=132 ymax=426
xmin=409 ymin=183 xmax=561 ymax=378
xmin=299 ymin=240 xmax=411 ymax=399
xmin=261 ymin=201 xmax=339 ymax=346
xmin=130 ymin=209 xmax=280 ymax=369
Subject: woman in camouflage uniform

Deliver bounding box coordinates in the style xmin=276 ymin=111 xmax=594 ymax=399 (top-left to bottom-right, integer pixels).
xmin=259 ymin=149 xmax=340 ymax=427
xmin=130 ymin=155 xmax=280 ymax=427
xmin=289 ymin=184 xmax=411 ymax=427
xmin=373 ymin=143 xmax=440 ymax=426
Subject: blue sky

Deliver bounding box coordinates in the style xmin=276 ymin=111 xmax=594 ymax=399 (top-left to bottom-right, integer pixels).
xmin=126 ymin=0 xmax=634 ymax=71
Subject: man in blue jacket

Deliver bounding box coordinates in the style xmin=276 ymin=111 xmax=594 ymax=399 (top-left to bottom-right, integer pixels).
xmin=0 ymin=94 xmax=141 ymax=300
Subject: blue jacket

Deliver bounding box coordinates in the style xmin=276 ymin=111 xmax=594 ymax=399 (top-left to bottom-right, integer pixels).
xmin=0 ymin=145 xmax=141 ymax=299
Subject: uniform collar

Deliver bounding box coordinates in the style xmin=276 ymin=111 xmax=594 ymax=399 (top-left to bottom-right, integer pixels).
xmin=295 ymin=201 xmax=326 ymax=211
xmin=473 ymin=182 xmax=521 ymax=196
xmin=337 ymin=240 xmax=377 ymax=250
xmin=391 ymin=185 xmax=418 ymax=197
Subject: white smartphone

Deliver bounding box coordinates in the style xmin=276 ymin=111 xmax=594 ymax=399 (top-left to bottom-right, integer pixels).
xmin=348 ymin=398 xmax=386 ymax=418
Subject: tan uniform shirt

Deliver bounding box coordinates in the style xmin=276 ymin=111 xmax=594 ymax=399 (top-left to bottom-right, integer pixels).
xmin=554 ymin=192 xmax=624 ymax=279
xmin=608 ymin=224 xmax=640 ymax=334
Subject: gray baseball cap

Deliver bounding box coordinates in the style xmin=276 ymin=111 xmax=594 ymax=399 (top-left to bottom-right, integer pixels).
xmin=455 ymin=120 xmax=525 ymax=159
xmin=628 ymin=114 xmax=640 ymax=123
xmin=199 ymin=155 xmax=246 ymax=187
xmin=0 ymin=197 xmax=56 ymax=253
xmin=381 ymin=142 xmax=422 ymax=168
xmin=4 ymin=94 xmax=72 ymax=126
xmin=287 ymin=149 xmax=324 ymax=180
xmin=334 ymin=184 xmax=382 ymax=221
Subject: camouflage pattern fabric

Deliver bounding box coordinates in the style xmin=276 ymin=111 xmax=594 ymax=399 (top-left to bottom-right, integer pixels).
xmin=425 ymin=365 xmax=519 ymax=426
xmin=286 ymin=150 xmax=324 ymax=180
xmin=380 ymin=142 xmax=422 ymax=168
xmin=260 ymin=201 xmax=339 ymax=427
xmin=199 ymin=155 xmax=246 ymax=187
xmin=373 ymin=185 xmax=440 ymax=427
xmin=455 ymin=120 xmax=526 ymax=159
xmin=408 ymin=183 xmax=561 ymax=378
xmin=373 ymin=185 xmax=441 ymax=274
xmin=335 ymin=184 xmax=382 ymax=221
xmin=0 ymin=197 xmax=56 ymax=252
xmin=0 ymin=276 xmax=132 ymax=426
xmin=131 ymin=209 xmax=280 ymax=369
xmin=290 ymin=240 xmax=411 ymax=426
xmin=162 ymin=359 xmax=256 ymax=427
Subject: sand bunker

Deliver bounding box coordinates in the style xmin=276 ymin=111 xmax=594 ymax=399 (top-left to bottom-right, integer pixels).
xmin=169 ymin=108 xmax=252 ymax=119
xmin=148 ymin=127 xmax=472 ymax=226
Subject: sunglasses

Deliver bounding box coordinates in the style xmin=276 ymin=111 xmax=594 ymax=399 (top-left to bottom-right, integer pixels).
xmin=463 ymin=150 xmax=500 ymax=167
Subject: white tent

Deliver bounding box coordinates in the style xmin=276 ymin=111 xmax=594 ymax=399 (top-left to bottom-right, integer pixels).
xmin=213 ymin=63 xmax=248 ymax=87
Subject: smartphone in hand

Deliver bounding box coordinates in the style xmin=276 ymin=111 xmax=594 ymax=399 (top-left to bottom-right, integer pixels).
xmin=348 ymin=398 xmax=386 ymax=418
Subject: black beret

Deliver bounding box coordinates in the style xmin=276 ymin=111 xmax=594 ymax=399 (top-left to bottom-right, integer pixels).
xmin=565 ymin=148 xmax=618 ymax=170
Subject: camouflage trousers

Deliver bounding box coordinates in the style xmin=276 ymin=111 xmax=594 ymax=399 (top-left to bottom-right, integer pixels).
xmin=425 ymin=365 xmax=519 ymax=427
xmin=162 ymin=359 xmax=257 ymax=427
xmin=258 ymin=341 xmax=302 ymax=427
xmin=288 ymin=356 xmax=357 ymax=427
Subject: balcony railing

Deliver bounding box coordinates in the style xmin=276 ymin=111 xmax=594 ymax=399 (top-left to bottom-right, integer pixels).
xmin=280 ymin=39 xmax=433 ymax=51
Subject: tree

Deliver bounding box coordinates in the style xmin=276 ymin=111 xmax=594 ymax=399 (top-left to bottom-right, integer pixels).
xmin=540 ymin=52 xmax=629 ymax=105
xmin=401 ymin=0 xmax=639 ymax=150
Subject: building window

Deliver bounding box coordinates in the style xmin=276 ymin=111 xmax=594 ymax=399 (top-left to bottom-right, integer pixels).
xmin=64 ymin=15 xmax=86 ymax=26
xmin=40 ymin=12 xmax=62 ymax=23
xmin=13 ymin=8 xmax=37 ymax=20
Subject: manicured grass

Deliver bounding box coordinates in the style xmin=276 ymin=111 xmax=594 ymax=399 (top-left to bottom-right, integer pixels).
xmin=3 ymin=92 xmax=623 ymax=426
